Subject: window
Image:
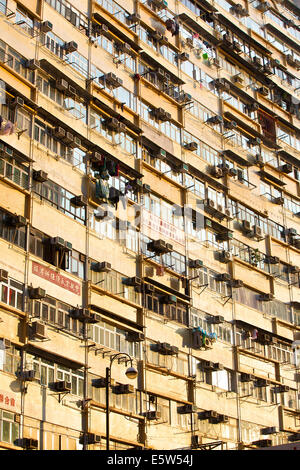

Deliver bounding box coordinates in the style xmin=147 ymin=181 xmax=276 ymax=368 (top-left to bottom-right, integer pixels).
xmin=89 ymin=319 xmax=140 ymax=359
xmin=0 ymin=411 xmax=19 ymax=445
xmin=0 ymin=344 xmax=21 ymax=374
xmin=0 ymin=277 xmax=23 ymax=310
xmin=0 ymin=149 xmax=29 ymax=189
xmin=143 ymin=394 xmax=170 ymax=424
xmin=34 ymin=179 xmax=86 ymax=225
xmin=31 ymin=296 xmax=83 ymax=337
xmin=28 ymin=354 xmax=84 ymax=396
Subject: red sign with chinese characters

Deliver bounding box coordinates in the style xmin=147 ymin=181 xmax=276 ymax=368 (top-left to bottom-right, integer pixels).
xmin=32 ymin=261 xmax=81 ymax=295
xmin=0 ymin=389 xmax=19 ymax=412
xmin=143 ymin=210 xmax=185 ymax=245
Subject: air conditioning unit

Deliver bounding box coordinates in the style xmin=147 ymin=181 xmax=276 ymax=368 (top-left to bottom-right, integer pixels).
xmin=232 ymin=41 xmax=242 ymax=53
xmin=0 ymin=269 xmax=8 ymax=282
xmin=20 ymin=370 xmax=36 ymax=381
xmin=203 ymin=361 xmax=214 ymax=370
xmin=241 ymin=373 xmax=255 ymax=382
xmin=70 ymin=195 xmax=87 ymax=207
xmin=184 ymin=142 xmax=198 ymax=151
xmin=289 ymin=265 xmax=300 ymax=274
xmin=232 ymin=74 xmax=244 ymax=86
xmin=114 ymin=384 xmax=135 ymax=394
xmin=255 ymin=378 xmax=269 ymax=387
xmin=274 ymin=385 xmax=289 ymax=393
xmin=230 ymin=279 xmax=244 ymax=288
xmin=218 ymin=414 xmax=229 ymax=423
xmin=153 ymin=107 xmax=171 ymax=122
xmin=94 ymin=209 xmax=114 ymax=221
xmin=188 ymin=259 xmax=203 ymax=269
xmin=161 ymin=294 xmax=177 ymax=305
xmin=28 ymin=287 xmax=46 ymax=300
xmin=63 ymin=132 xmax=74 ymax=145
xmin=40 ymin=20 xmax=53 ymax=33
xmin=91 ymin=261 xmax=111 ymax=273
xmin=257 ymin=86 xmax=269 ymax=96
xmin=219 ymin=250 xmax=232 ymax=263
xmin=288 ymin=433 xmax=300 ymax=442
xmin=54 ymin=381 xmax=72 ymax=392
xmin=70 ymin=308 xmax=91 ymax=321
xmin=32 ymin=170 xmax=48 ymax=183
xmin=211 ymin=315 xmax=224 ymax=324
xmin=157 ymin=342 xmax=177 ymax=355
xmin=145 ymin=410 xmax=161 ymax=420
xmin=286 ymin=228 xmax=298 ymax=237
xmin=252 ymin=56 xmax=262 ymax=67
xmin=56 ymin=78 xmax=69 ymax=92
xmin=241 ymin=220 xmax=252 ymax=234
xmin=74 ymin=136 xmax=81 ymax=148
xmin=252 ymin=225 xmax=264 ymax=240
xmin=11 ymin=96 xmax=24 ymax=108
xmin=26 ymin=59 xmax=40 ymax=70
xmin=213 ymin=78 xmax=230 ymax=91
xmin=31 ymin=321 xmax=47 ymax=340
xmin=252 ymin=439 xmax=272 ymax=448
xmin=5 ymin=214 xmax=27 ymax=227
xmin=22 ymin=438 xmax=38 ymax=450
xmin=217 ymin=231 xmax=233 ymax=242
xmin=147 ymin=239 xmax=171 ymax=254
xmin=211 ymin=166 xmax=224 ymax=178
xmin=216 ymin=273 xmax=231 ymax=282
xmin=273 ymin=196 xmax=284 ymax=205
xmin=259 ymin=293 xmax=275 ymax=301
xmin=85 ymin=433 xmax=101 ymax=445
xmin=122 ymin=277 xmax=141 ymax=287
xmin=127 ymin=13 xmax=141 ymax=23
xmin=100 ymin=73 xmax=123 ymax=88
xmin=177 ymin=52 xmax=189 ymax=61
xmin=177 ymin=404 xmax=197 ymax=414
xmin=224 ymin=121 xmax=238 ymax=131
xmin=279 ymin=163 xmax=293 ymax=174
xmin=53 ymin=127 xmax=66 ymax=139
xmin=199 ymin=410 xmax=219 ymax=421
xmin=267 ymin=256 xmax=279 ymax=265
xmin=64 ymin=41 xmax=78 ymax=53
xmin=258 ymin=332 xmax=273 ymax=344
xmin=127 ymin=331 xmax=145 ymax=342
xmin=144 ymin=283 xmax=155 ymax=293
xmin=49 ymin=236 xmax=65 ymax=249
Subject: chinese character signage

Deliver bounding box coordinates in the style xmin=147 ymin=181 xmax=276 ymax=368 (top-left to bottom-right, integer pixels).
xmin=143 ymin=210 xmax=185 ymax=245
xmin=32 ymin=261 xmax=81 ymax=295
xmin=0 ymin=389 xmax=19 ymax=412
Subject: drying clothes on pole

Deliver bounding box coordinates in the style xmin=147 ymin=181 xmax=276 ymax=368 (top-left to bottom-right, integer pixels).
xmin=0 ymin=121 xmax=14 ymax=135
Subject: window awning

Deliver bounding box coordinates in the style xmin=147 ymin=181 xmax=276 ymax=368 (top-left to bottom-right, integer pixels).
xmin=259 ymin=169 xmax=287 ymax=187
xmin=222 ymin=149 xmax=253 ymax=167
xmin=177 ymin=13 xmax=220 ymax=46
xmin=144 ymin=277 xmax=190 ymax=303
xmin=264 ymin=23 xmax=300 ymax=54
xmin=89 ymin=304 xmax=144 ymax=333
xmin=217 ymin=14 xmax=272 ymax=56
xmin=140 ymin=50 xmax=185 ymax=85
xmin=277 ymin=149 xmax=300 ymax=168
xmin=26 ymin=343 xmax=85 ymax=369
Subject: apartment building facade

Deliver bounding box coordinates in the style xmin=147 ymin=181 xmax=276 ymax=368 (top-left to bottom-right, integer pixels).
xmin=0 ymin=0 xmax=299 ymax=450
